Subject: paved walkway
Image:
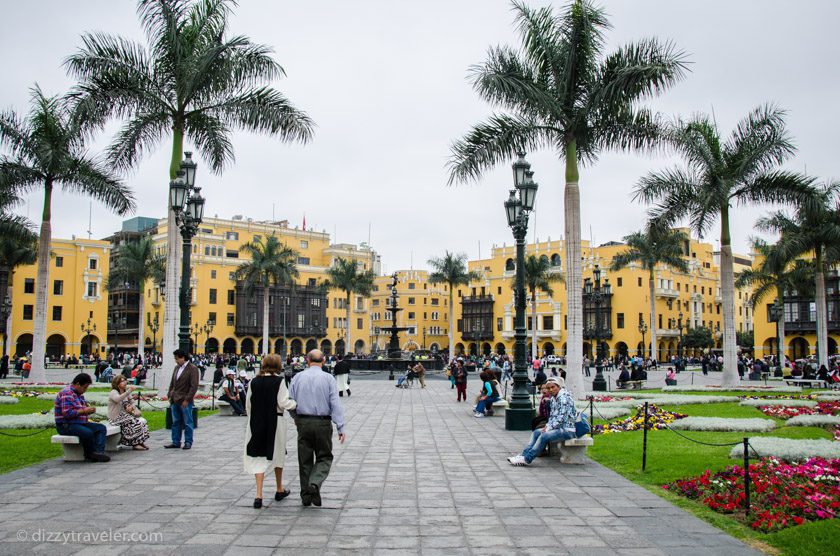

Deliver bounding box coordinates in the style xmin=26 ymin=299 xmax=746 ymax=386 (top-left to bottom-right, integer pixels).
xmin=0 ymin=377 xmax=761 ymax=555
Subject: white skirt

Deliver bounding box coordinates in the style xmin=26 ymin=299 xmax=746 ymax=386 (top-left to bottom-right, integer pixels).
xmin=243 ymin=416 xmax=288 ymax=475
xmin=336 ymin=373 xmax=349 ymax=392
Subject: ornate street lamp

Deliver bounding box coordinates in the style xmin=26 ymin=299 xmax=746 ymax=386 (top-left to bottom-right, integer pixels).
xmin=677 ymin=311 xmax=684 ymax=372
xmin=149 ymin=314 xmax=159 ymax=356
xmin=504 ymin=152 xmax=538 ymax=431
xmin=638 ymin=316 xmax=648 ymax=358
xmin=768 ymin=298 xmax=784 ymax=377
xmin=1 ymin=294 xmax=10 ymax=358
xmin=203 ymin=319 xmax=215 ymax=354
xmin=588 ymin=265 xmax=610 ymax=391
xmin=80 ymin=318 xmax=97 ymax=358
xmin=169 ymin=152 xmax=205 ymax=355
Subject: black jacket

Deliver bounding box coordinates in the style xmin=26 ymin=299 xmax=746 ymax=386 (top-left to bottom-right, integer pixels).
xmin=333 ymin=360 xmax=351 ymax=375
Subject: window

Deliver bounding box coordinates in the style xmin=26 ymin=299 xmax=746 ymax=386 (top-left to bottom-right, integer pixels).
xmin=209 ymin=289 xmax=217 ymax=304
xmin=408 ymin=283 xmax=415 ymax=289
xmin=372 ymin=299 xmax=379 ymax=307
xmin=497 ymin=317 xmax=503 ymax=331
xmin=55 ymin=256 xmax=63 ymax=268
xmin=308 ymin=278 xmax=316 ymax=286
xmin=408 ymin=297 xmax=415 ymax=305
xmin=617 ymin=277 xmax=623 ymax=287
xmin=357 ymin=318 xmax=363 ymax=330
xmin=431 ymin=311 xmax=439 ymax=320
xmin=527 ymin=316 xmax=533 ymax=331
xmin=87 ymin=282 xmax=98 ymax=297
xmin=457 ymin=319 xmax=463 ymax=332
xmin=543 ymin=315 xmax=554 ymax=330
xmin=210 ymin=270 xmax=217 ymax=279
xmin=88 ymin=258 xmax=98 ymax=270
xmin=298 ymin=314 xmax=305 ymax=328
xmin=227 ymin=313 xmax=235 ymax=326
xmin=23 ymin=305 xmax=33 ymax=320
xmin=225 ymin=231 xmax=239 ymax=241
xmin=24 ymin=279 xmax=34 ymax=294
xmin=52 ymin=306 xmax=62 ymax=321
xmin=204 ymin=246 xmax=210 ymax=256
xmin=617 ymin=313 xmax=624 ymax=329
xmin=297 ymin=257 xmax=310 ymax=265
xmin=208 ymin=312 xmax=216 ymax=325
xmin=300 ymin=240 xmax=308 ymax=249
xmin=229 ymin=272 xmax=236 ymax=281
xmin=564 ymin=315 xmax=567 ymax=329
xmin=717 ymin=305 xmax=721 ymax=314
xmin=53 ymin=280 xmax=63 ymax=295
xmin=658 ymin=314 xmax=663 ymax=328
xmin=701 ymin=286 xmax=705 ymax=295
xmin=431 ymin=298 xmax=439 ymax=305
xmin=637 ymin=277 xmax=642 ymax=287
xmin=226 ymin=251 xmax=239 ymax=259
xmin=408 ymin=312 xmax=415 ymax=320
xmin=311 ymin=298 xmax=320 ymax=307
xmin=227 ymin=290 xmax=235 ymax=305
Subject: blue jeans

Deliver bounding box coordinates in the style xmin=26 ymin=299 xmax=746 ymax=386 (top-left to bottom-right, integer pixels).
xmin=56 ymin=422 xmax=107 ymax=457
xmin=522 ymin=427 xmax=575 ymax=463
xmin=475 ymin=396 xmax=500 ymax=414
xmin=219 ymin=394 xmax=245 ymax=415
xmin=170 ymin=402 xmax=195 ymax=446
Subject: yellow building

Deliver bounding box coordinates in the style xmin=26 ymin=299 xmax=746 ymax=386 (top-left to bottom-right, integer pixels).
xmin=142 ymin=216 xmax=379 ymax=356
xmin=7 ymin=237 xmax=110 ymax=358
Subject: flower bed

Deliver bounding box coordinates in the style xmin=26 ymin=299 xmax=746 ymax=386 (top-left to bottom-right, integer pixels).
xmin=593 ymin=404 xmax=686 ymax=434
xmin=0 ymin=389 xmax=44 ymax=398
xmin=0 ymin=397 xmax=20 ymax=405
xmin=757 ymin=401 xmax=840 ymax=420
xmin=575 ymin=405 xmax=631 ymax=420
xmin=663 ymin=385 xmax=802 ymax=393
xmin=664 ymin=457 xmax=840 ymax=532
xmin=786 ymin=415 xmax=840 ymax=427
xmin=728 ymin=438 xmax=840 ymax=461
xmin=669 ymin=417 xmax=775 ymax=433
xmin=740 ymin=398 xmax=817 ymax=408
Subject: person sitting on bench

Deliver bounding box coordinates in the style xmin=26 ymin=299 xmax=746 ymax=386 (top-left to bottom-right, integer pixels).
xmin=507 ymin=377 xmax=575 ymax=466
xmin=616 ymin=366 xmax=630 ymax=389
xmin=54 ymin=373 xmax=110 ymax=462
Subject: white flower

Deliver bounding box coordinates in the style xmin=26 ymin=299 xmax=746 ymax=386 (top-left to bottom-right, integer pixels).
xmin=739 ymin=398 xmax=817 ymax=408
xmin=0 ymin=396 xmax=20 ymax=405
xmin=786 ymin=414 xmax=840 ymax=427
xmin=670 ymin=417 xmax=776 ymax=432
xmin=729 ymin=437 xmax=840 ymax=461
xmin=663 ymin=385 xmax=802 ymax=393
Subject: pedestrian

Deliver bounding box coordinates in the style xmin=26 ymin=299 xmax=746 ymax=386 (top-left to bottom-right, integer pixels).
xmin=0 ymin=354 xmax=8 ymax=379
xmin=333 ymin=354 xmax=351 ymax=397
xmin=412 ymin=361 xmax=426 ymax=388
xmin=454 ymin=361 xmax=468 ymax=402
xmin=244 ymin=354 xmax=297 ymax=509
xmin=289 ymin=349 xmax=346 ymax=507
xmin=164 ymin=349 xmax=200 ymax=450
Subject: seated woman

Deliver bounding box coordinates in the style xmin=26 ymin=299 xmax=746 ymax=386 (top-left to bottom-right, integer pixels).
xmin=473 ymin=371 xmax=500 ymax=418
xmin=531 ymin=383 xmax=551 ymax=430
xmin=108 ymin=375 xmax=150 ymax=450
xmin=219 ymin=369 xmax=246 ymax=415
xmin=616 ymin=366 xmax=630 ymax=388
xmin=665 ymin=367 xmax=677 ymax=386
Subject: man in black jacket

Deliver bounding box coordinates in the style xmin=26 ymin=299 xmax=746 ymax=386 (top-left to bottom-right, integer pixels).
xmin=333 ymin=354 xmax=351 ymax=397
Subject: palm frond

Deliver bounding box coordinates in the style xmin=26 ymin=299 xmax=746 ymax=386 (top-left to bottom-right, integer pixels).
xmin=61 ymin=156 xmax=135 ymax=216
xmin=725 ymin=104 xmax=795 ymax=179
xmin=183 ymin=111 xmax=234 ymax=173
xmin=205 ymin=87 xmax=314 ymax=143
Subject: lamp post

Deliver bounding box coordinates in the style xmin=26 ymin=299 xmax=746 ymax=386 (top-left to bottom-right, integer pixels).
xmin=422 ymin=327 xmax=426 ymax=351
xmin=586 ymin=266 xmax=610 ymax=391
xmin=677 ymin=311 xmax=684 ymax=373
xmin=149 ymin=314 xmax=159 ymax=356
xmin=504 ymin=152 xmax=538 ymax=431
xmin=169 ymin=152 xmax=205 ymax=355
xmin=80 ymin=318 xmax=96 ymax=357
xmin=191 ymin=322 xmax=201 ymax=355
xmin=638 ymin=317 xmax=648 ymax=358
xmin=110 ymin=312 xmax=122 ymax=358
xmin=203 ymin=319 xmax=215 ymax=354
xmin=769 ymin=298 xmax=784 ymax=377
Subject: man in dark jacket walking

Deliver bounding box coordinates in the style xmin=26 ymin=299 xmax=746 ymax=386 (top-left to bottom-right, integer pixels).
xmin=333 ymin=354 xmax=351 ymax=397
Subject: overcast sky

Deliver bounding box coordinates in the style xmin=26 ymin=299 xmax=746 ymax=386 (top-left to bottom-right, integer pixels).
xmin=2 ymin=1 xmax=837 ymax=272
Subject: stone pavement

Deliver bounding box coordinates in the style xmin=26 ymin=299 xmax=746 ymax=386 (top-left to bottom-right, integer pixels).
xmin=0 ymin=377 xmax=762 ymax=555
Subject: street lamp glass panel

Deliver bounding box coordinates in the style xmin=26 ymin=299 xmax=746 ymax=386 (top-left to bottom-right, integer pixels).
xmin=518 ymin=171 xmax=538 ymax=211
xmin=512 ymin=152 xmax=530 ymax=187
xmin=593 ymin=265 xmax=601 ymax=284
xmin=504 ymin=190 xmax=519 ymax=227
xmin=584 ymin=278 xmax=593 ymax=295
xmin=181 ymin=151 xmax=197 ymax=188
xmin=187 ymin=188 xmax=205 ymax=223
xmin=603 ymin=280 xmax=611 ymax=295
xmin=169 ymin=174 xmax=188 ymax=212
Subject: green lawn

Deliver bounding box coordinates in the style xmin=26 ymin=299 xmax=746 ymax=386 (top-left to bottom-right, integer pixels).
xmin=588 ymin=400 xmax=837 ymax=555
xmin=0 ymin=393 xmax=217 ymax=474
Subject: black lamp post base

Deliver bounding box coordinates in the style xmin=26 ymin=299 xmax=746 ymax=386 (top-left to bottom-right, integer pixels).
xmin=774 ymin=367 xmax=783 ymax=378
xmin=505 ymin=407 xmax=534 ymax=430
xmin=592 ymin=367 xmax=607 ymax=391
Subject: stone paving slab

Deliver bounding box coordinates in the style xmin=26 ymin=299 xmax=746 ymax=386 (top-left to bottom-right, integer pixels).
xmin=0 ymin=377 xmax=763 ymax=555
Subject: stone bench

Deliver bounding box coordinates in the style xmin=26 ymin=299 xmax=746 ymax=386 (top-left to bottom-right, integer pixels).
xmin=547 ymin=436 xmax=594 ymax=464
xmin=785 ymin=379 xmax=828 ymax=389
xmin=51 ymin=423 xmax=123 ymax=462
xmin=216 ymin=401 xmax=234 ymax=416
xmin=618 ymin=380 xmax=646 ymax=390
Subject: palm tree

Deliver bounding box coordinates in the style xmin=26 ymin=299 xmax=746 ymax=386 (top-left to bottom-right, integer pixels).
xmin=0 ymin=87 xmax=134 ymax=383
xmin=735 ymin=239 xmax=814 ymax=367
xmin=609 ymin=225 xmax=688 ymax=363
xmin=756 ymin=181 xmax=840 ymax=367
xmin=65 ymin=0 xmax=314 ymax=375
xmin=520 ymin=255 xmax=564 ymax=360
xmin=447 ymin=0 xmax=687 ymax=397
xmin=235 ymin=235 xmax=298 ymax=356
xmin=325 ymin=258 xmax=375 ymax=356
xmin=428 ymin=251 xmax=482 ymax=362
xmin=633 ymin=105 xmax=815 ymax=386
xmin=107 ymin=237 xmax=165 ymax=359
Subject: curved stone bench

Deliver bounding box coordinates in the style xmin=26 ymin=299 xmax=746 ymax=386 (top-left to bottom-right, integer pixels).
xmin=51 ymin=424 xmax=122 ymax=462
xmin=547 ymin=436 xmax=594 ymax=464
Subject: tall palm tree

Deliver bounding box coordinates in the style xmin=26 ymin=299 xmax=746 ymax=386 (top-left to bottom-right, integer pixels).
xmin=634 ymin=105 xmax=815 ymax=386
xmin=325 ymin=258 xmax=375 ymax=355
xmin=428 ymin=251 xmax=482 ymax=362
xmin=65 ymin=0 xmax=314 ymax=377
xmin=609 ymin=225 xmax=688 ymax=363
xmin=735 ymin=239 xmax=814 ymax=366
xmin=447 ymin=0 xmax=687 ymax=397
xmin=520 ymin=255 xmax=564 ymax=360
xmin=107 ymin=237 xmax=165 ymax=359
xmin=235 ymin=235 xmax=298 ymax=356
xmin=0 ymin=87 xmax=134 ymax=382
xmin=756 ymin=181 xmax=840 ymax=367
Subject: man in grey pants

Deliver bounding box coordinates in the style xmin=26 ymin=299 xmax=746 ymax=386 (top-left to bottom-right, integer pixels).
xmin=289 ymin=349 xmax=346 ymax=506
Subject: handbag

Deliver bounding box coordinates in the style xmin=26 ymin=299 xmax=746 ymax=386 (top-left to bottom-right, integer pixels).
xmin=574 ymin=411 xmax=590 ymax=438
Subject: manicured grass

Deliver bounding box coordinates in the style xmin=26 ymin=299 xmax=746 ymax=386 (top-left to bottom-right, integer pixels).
xmin=0 ymin=395 xmax=217 ymax=474
xmin=587 ymin=402 xmax=836 ymax=556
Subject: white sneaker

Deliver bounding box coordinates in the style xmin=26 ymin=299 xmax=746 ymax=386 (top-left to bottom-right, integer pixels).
xmin=507 ymin=455 xmax=528 ymax=466
xmin=474 ymin=412 xmax=485 ymax=418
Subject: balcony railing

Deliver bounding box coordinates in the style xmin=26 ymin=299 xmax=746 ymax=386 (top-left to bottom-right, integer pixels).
xmin=655 ymin=287 xmax=679 ymax=299
xmin=461 ymin=331 xmax=494 ymax=341
xmin=656 ymin=328 xmax=680 ymax=337
xmin=583 ymin=328 xmax=613 ymax=340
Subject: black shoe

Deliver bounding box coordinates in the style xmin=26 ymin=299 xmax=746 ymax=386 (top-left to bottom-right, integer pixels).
xmin=301 ymin=490 xmax=312 ymax=507
xmin=163 ymin=443 xmax=180 ymax=449
xmin=182 ymin=443 xmax=192 ymax=450
xmin=88 ymin=452 xmax=110 ymax=462
xmin=275 ymin=489 xmax=291 ymax=501
xmin=253 ymin=498 xmax=262 ymax=509
xmin=309 ymin=484 xmax=321 ymax=507
xmin=338 ymin=392 xmax=343 ymax=397
xmin=346 ymin=389 xmax=351 ymax=396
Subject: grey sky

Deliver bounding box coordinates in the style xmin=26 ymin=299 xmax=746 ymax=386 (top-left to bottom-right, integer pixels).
xmin=2 ymin=1 xmax=837 ymax=272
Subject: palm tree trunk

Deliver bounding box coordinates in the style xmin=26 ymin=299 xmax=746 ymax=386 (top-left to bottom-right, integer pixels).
xmin=530 ymin=290 xmax=538 ymax=361
xmin=778 ymin=293 xmax=786 ymax=367
xmin=138 ymin=284 xmax=145 ymax=360
xmin=262 ymin=285 xmax=270 ymax=355
xmin=648 ymin=270 xmax=657 ymax=364
xmin=160 ymin=127 xmax=184 ymax=395
xmin=815 ymin=250 xmax=828 ymax=367
xmin=5 ymin=276 xmax=13 ymax=357
xmin=563 ymin=140 xmax=584 ymax=399
xmin=29 ymin=183 xmax=53 ymax=383
xmin=448 ymin=287 xmax=455 ymax=362
xmin=345 ymin=291 xmax=352 ymax=355
xmin=719 ymin=210 xmax=739 ymax=386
